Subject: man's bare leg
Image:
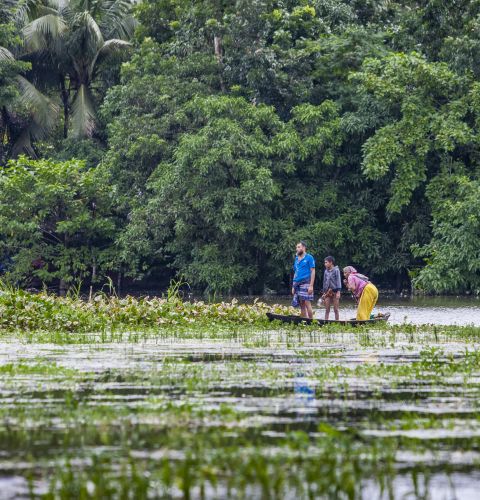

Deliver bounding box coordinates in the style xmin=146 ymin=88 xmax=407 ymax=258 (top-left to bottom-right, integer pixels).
xmin=300 ymin=301 xmax=307 ymax=318
xmin=324 ymin=296 xmax=331 ymax=320
xmin=305 ymin=301 xmax=313 ymax=319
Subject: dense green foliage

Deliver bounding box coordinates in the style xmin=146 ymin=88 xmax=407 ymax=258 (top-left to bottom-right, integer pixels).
xmin=0 ymin=157 xmax=120 ymax=290
xmin=413 ymin=175 xmax=480 ymax=293
xmin=1 ymin=0 xmax=480 ymax=293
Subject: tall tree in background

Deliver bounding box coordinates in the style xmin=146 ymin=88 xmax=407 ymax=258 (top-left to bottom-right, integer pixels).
xmin=413 ymin=174 xmax=480 ymax=294
xmin=104 ymin=0 xmax=392 ymax=292
xmin=17 ymin=0 xmax=135 ymax=138
xmin=0 ymin=4 xmax=58 ymax=159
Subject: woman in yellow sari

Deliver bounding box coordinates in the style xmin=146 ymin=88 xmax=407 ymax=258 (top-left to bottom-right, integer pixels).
xmin=343 ymin=266 xmax=378 ymax=321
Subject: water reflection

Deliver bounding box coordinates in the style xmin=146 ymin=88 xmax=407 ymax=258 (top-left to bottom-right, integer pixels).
xmin=326 ymin=303 xmax=480 ymax=325
xmin=293 ymin=372 xmax=315 ymax=402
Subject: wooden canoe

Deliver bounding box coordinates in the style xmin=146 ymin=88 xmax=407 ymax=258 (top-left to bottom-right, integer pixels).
xmin=266 ymin=312 xmax=390 ymax=326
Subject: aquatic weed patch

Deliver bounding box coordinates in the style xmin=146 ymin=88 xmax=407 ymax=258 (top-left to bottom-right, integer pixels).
xmin=0 ymin=361 xmax=79 ymax=377
xmin=0 ymin=288 xmax=295 ymax=333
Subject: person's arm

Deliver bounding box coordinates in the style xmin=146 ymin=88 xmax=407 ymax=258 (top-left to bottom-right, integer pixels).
xmin=335 ymin=268 xmax=342 ymax=290
xmin=291 ymin=261 xmax=295 ymax=295
xmin=346 ymin=275 xmax=356 ymax=293
xmin=308 ymin=267 xmax=315 ymax=294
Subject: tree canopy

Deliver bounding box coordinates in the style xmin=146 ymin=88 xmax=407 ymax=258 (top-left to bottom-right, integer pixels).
xmin=1 ymin=0 xmax=480 ymax=294
xmin=0 ymin=156 xmax=120 ymax=291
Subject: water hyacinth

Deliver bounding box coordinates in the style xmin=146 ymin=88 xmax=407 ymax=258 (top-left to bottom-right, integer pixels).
xmin=0 ymin=286 xmax=295 ymax=333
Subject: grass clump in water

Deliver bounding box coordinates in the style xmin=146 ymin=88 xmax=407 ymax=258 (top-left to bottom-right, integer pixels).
xmin=0 ymin=361 xmax=78 ymax=377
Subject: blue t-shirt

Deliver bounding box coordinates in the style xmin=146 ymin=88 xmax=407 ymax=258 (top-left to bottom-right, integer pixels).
xmin=293 ymin=253 xmax=315 ymax=283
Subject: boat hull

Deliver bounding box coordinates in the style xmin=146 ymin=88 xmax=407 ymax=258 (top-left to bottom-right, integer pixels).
xmin=266 ymin=312 xmax=390 ymax=326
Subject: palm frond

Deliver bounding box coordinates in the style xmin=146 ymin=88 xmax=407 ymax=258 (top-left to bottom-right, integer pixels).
xmin=14 ymin=0 xmax=41 ymax=25
xmin=16 ymin=75 xmax=59 ymax=137
xmin=22 ymin=13 xmax=67 ymax=52
xmin=100 ymin=0 xmax=137 ymax=40
xmin=89 ymin=38 xmax=130 ymax=76
xmin=46 ymin=0 xmax=65 ymax=10
xmin=0 ymin=46 xmax=15 ymax=61
xmin=0 ymin=0 xmax=17 ymax=21
xmin=117 ymin=15 xmax=137 ymax=40
xmin=71 ymin=83 xmax=96 ymax=138
xmin=14 ymin=0 xmax=62 ymax=22
xmin=57 ymin=0 xmax=73 ymax=25
xmin=74 ymin=10 xmax=104 ymax=50
xmin=35 ymin=4 xmax=59 ymax=17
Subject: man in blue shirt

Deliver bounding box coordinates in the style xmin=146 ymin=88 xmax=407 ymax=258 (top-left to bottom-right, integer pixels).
xmin=292 ymin=241 xmax=315 ymax=319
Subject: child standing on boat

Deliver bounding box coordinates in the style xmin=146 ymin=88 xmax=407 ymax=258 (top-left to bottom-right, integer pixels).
xmin=322 ymin=256 xmax=342 ymax=320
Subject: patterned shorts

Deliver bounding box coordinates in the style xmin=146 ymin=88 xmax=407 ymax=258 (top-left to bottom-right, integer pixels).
xmin=292 ymin=280 xmax=313 ymax=307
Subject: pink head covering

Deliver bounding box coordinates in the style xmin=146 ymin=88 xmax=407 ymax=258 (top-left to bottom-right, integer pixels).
xmin=343 ymin=266 xmax=357 ymax=274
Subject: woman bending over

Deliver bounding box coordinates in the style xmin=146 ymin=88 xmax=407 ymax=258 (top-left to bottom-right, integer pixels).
xmin=343 ymin=266 xmax=378 ymax=321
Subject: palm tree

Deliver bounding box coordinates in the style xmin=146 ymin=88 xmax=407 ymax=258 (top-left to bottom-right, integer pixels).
xmin=0 ymin=9 xmax=58 ymax=159
xmin=17 ymin=0 xmax=135 ymax=138
xmin=0 ymin=49 xmax=59 ymax=157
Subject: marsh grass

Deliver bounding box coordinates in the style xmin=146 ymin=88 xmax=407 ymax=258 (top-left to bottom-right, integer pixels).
xmin=39 ymin=431 xmax=400 ymax=499
xmin=0 ymin=361 xmax=78 ymax=376
xmin=1 ymin=346 xmax=480 ymax=498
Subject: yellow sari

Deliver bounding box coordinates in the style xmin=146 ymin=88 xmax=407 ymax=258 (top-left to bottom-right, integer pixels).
xmin=356 ymin=283 xmax=378 ymax=320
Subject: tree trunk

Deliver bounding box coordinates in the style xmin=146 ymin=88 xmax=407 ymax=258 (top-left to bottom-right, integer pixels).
xmin=60 ymin=76 xmax=69 ymax=139
xmin=117 ymin=267 xmax=122 ymax=295
xmin=214 ymin=35 xmax=226 ymax=92
xmin=395 ymin=272 xmax=402 ymax=295
xmin=91 ymin=256 xmax=97 ymax=284
xmin=59 ymin=233 xmax=68 ymax=296
xmin=0 ymin=108 xmax=7 ymax=163
xmin=59 ymin=278 xmax=67 ymax=297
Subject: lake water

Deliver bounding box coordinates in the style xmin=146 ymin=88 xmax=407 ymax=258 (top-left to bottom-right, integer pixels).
xmin=2 ymin=295 xmax=480 ymax=498
xmin=2 ymin=324 xmax=480 ymax=498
